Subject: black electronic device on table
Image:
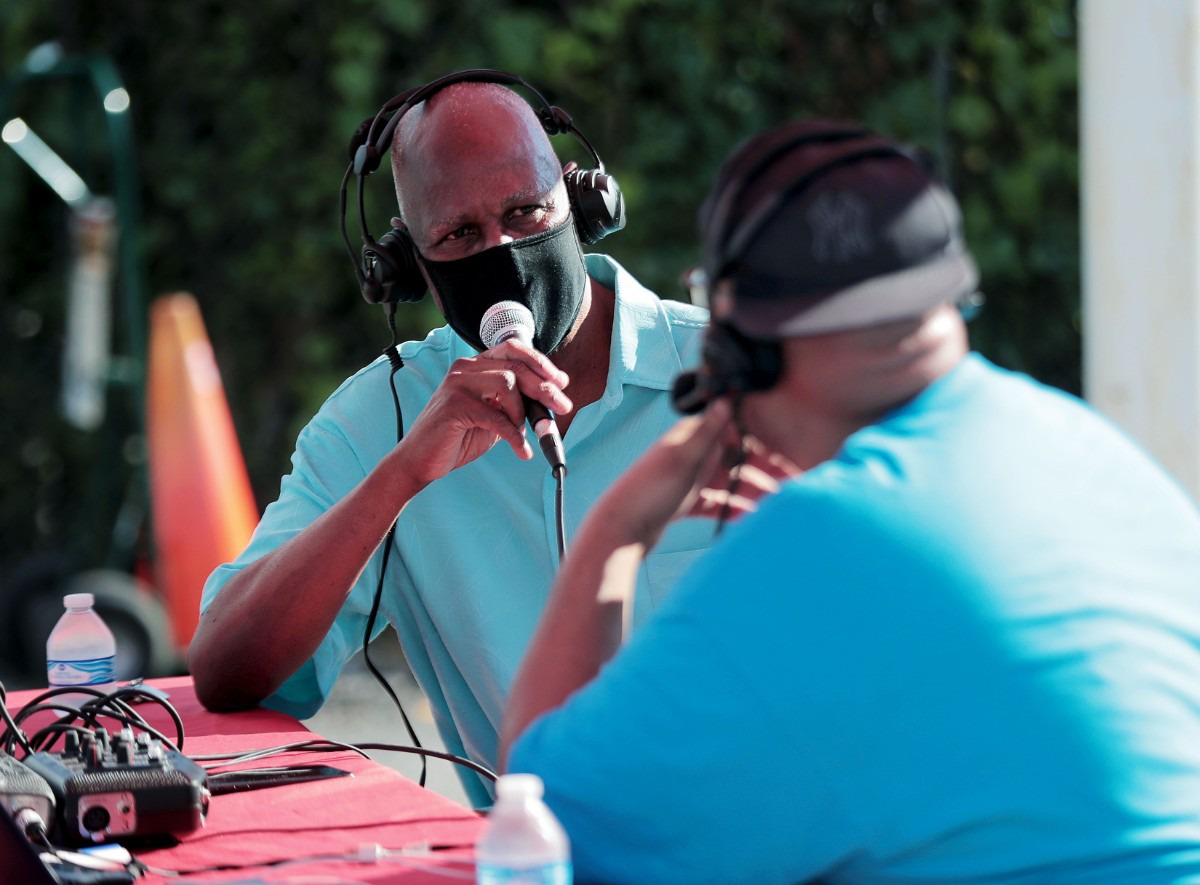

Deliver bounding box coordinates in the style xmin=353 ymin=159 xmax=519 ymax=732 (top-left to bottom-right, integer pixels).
xmin=208 ymin=763 xmax=352 ymax=795
xmin=0 ymin=798 xmax=137 ymax=885
xmin=0 ymin=750 xmax=56 ymax=824
xmin=22 ymin=726 xmax=209 ymax=847
xmin=0 ymin=795 xmax=59 ymax=885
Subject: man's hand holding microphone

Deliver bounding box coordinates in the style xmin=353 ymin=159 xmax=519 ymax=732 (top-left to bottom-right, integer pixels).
xmin=395 ymin=301 xmax=571 ymax=490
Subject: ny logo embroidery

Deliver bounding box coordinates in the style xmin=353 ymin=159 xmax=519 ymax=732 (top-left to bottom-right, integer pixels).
xmin=806 ymin=192 xmax=873 ymax=263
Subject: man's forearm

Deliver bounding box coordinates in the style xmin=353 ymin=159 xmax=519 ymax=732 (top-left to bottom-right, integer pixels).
xmin=189 ymin=451 xmax=426 ymax=711
xmin=499 ymin=513 xmax=645 ymax=769
xmin=498 ymin=404 xmax=740 ymax=767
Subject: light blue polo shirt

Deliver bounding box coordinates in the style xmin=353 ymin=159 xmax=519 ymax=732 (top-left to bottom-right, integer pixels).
xmin=201 ymin=255 xmax=711 ymax=808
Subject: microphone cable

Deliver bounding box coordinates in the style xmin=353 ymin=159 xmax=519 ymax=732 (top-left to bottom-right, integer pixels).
xmin=3 ymin=682 xmax=187 ymax=756
xmin=359 ymin=300 xmax=570 ymax=793
xmin=194 ymin=736 xmax=497 ymax=783
xmin=552 ymin=464 xmax=567 ymax=561
xmin=360 ymin=302 xmax=428 ymax=788
xmin=714 ymin=394 xmax=750 ymax=537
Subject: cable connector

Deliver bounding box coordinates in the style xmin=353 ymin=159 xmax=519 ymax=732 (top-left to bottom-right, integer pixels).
xmin=353 ymin=842 xmax=386 ymax=863
xmin=14 ymin=806 xmax=48 ymax=842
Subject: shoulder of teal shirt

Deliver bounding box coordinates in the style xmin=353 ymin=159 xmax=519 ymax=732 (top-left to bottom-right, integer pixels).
xmin=585 ymin=252 xmax=708 ymax=326
xmin=585 ymin=252 xmax=709 ymax=384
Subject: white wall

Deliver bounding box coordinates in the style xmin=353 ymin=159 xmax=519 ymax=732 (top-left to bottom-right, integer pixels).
xmin=1080 ymin=0 xmax=1200 ymax=500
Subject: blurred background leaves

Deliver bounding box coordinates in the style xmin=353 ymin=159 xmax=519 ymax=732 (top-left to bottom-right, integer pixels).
xmin=0 ymin=0 xmax=1078 ymax=611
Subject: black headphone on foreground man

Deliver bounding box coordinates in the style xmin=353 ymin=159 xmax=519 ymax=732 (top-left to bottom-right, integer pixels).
xmin=340 ymin=69 xmax=627 ymax=306
xmin=673 ymin=121 xmax=969 ymax=415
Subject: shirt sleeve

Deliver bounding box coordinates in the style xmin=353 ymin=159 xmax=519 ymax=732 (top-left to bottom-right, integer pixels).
xmin=199 ymin=404 xmax=407 ymax=719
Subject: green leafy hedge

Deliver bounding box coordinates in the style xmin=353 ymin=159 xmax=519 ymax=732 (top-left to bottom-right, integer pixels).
xmin=0 ymin=0 xmax=1078 ymax=566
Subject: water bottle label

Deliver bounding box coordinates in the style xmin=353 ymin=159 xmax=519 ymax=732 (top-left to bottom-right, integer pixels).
xmin=476 ymin=860 xmax=572 ymax=885
xmin=48 ymin=657 xmax=115 ymax=686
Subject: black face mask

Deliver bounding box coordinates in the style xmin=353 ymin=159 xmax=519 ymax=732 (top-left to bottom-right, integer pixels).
xmin=419 ymin=219 xmax=588 ymax=354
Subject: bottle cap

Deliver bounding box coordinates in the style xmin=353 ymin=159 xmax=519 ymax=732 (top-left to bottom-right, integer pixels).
xmin=495 ymin=773 xmax=544 ymax=801
xmin=64 ymin=592 xmax=95 ymax=609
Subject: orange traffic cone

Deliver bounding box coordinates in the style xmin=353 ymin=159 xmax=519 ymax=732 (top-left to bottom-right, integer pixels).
xmin=146 ymin=293 xmax=259 ymax=654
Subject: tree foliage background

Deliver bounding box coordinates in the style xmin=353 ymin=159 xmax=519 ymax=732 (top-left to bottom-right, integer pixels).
xmin=0 ymin=1 xmax=1078 ymax=591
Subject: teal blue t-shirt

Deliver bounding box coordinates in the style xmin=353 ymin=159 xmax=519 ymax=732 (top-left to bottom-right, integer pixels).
xmin=510 ymin=354 xmax=1200 ymax=883
xmin=201 ymin=255 xmax=711 ymax=808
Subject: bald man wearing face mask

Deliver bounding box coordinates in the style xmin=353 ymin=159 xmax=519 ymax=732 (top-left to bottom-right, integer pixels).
xmin=189 ymin=76 xmax=714 ymax=809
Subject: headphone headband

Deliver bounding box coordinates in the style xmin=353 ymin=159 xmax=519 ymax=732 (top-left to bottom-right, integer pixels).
xmin=351 ymin=69 xmax=599 ymax=178
xmin=703 ymin=125 xmax=909 ymax=286
xmin=340 ymin=68 xmax=625 ymax=306
xmin=703 ymin=124 xmax=870 ymax=259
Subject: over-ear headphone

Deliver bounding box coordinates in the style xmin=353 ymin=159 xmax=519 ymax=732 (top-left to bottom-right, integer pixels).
xmin=671 ymin=320 xmax=784 ymax=414
xmin=673 ymin=122 xmax=915 ymax=414
xmin=339 ymin=69 xmax=627 ymax=306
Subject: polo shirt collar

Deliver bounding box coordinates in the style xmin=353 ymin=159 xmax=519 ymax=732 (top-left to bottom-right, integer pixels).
xmin=587 ymin=254 xmax=690 ymax=393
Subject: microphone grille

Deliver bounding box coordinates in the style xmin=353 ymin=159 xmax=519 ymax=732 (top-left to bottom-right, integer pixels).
xmin=480 ymin=300 xmax=535 ymax=349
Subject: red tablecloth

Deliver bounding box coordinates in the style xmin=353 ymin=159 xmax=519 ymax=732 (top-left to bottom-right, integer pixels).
xmin=8 ymin=676 xmax=485 ymax=883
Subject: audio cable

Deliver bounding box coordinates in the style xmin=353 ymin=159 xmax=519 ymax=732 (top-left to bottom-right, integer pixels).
xmin=359 ymin=305 xmax=429 ymax=788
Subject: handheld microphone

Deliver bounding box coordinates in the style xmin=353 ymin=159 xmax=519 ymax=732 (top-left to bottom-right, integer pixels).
xmin=479 ymin=301 xmax=567 ymax=472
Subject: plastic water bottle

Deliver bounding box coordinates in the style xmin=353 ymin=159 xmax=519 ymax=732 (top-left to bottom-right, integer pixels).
xmin=476 ymin=773 xmax=572 ymax=884
xmin=46 ymin=592 xmax=116 ymax=705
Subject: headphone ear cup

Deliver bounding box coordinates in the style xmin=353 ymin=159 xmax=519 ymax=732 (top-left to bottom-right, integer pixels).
xmin=360 ymin=227 xmax=426 ymax=304
xmin=707 ymin=322 xmax=784 ymax=394
xmin=564 ymin=168 xmax=626 ymax=245
xmin=741 ymin=336 xmax=784 ymax=392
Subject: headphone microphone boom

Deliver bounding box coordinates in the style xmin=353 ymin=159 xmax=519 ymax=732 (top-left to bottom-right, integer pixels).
xmin=671 ymin=368 xmax=727 ymax=416
xmin=671 ymin=320 xmax=783 ymax=415
xmin=479 ymin=301 xmax=567 ymax=472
